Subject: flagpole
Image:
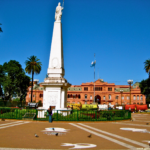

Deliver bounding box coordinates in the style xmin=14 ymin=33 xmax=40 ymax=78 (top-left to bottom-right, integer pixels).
xmin=94 ymin=64 xmax=95 ymax=103
xmin=94 ymin=53 xmax=95 ymax=103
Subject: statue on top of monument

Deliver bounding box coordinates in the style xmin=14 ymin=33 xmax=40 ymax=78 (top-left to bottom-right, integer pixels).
xmin=55 ymin=2 xmax=64 ymax=22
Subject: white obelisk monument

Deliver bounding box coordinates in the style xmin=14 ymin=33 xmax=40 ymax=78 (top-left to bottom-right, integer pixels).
xmin=41 ymin=2 xmax=71 ymax=110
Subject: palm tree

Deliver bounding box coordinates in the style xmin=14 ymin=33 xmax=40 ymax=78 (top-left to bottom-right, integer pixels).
xmin=33 ymin=84 xmax=39 ymax=102
xmin=25 ymin=56 xmax=42 ymax=102
xmin=144 ymin=59 xmax=150 ymax=79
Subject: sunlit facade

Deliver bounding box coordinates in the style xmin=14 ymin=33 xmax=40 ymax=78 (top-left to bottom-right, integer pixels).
xmin=26 ymin=79 xmax=146 ymax=105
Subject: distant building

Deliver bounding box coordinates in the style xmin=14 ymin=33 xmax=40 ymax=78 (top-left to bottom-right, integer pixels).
xmin=26 ymin=79 xmax=146 ymax=105
xmin=67 ymin=79 xmax=146 ymax=105
xmin=26 ymin=80 xmax=44 ymax=103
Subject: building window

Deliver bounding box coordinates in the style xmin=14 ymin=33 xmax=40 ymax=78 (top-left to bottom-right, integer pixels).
xmin=137 ymin=102 xmax=139 ymax=104
xmin=115 ymin=96 xmax=119 ymax=99
xmin=85 ymin=101 xmax=87 ymax=104
xmin=39 ymin=94 xmax=43 ymax=98
xmin=108 ymin=87 xmax=112 ymax=91
xmin=122 ymin=103 xmax=125 ymax=105
xmin=127 ymin=96 xmax=129 ymax=100
xmin=133 ymin=95 xmax=136 ymax=100
xmin=141 ymin=95 xmax=143 ymax=100
xmin=78 ymin=102 xmax=80 ymax=104
xmin=90 ymin=95 xmax=92 ymax=99
xmin=140 ymin=103 xmax=143 ymax=105
xmin=137 ymin=95 xmax=139 ymax=100
xmin=122 ymin=96 xmax=124 ymax=100
xmin=109 ymin=95 xmax=111 ymax=100
xmin=73 ymin=94 xmax=76 ymax=99
xmin=85 ymin=94 xmax=87 ymax=99
xmin=78 ymin=95 xmax=81 ymax=99
xmin=33 ymin=95 xmax=35 ymax=97
xmin=133 ymin=102 xmax=136 ymax=104
xmin=116 ymin=102 xmax=118 ymax=105
xmin=68 ymin=94 xmax=70 ymax=98
xmin=103 ymin=96 xmax=105 ymax=100
xmin=29 ymin=94 xmax=31 ymax=98
xmin=95 ymin=87 xmax=102 ymax=91
xmin=84 ymin=87 xmax=88 ymax=91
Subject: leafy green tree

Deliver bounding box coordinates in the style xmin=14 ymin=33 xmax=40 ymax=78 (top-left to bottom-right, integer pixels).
xmin=139 ymin=59 xmax=150 ymax=103
xmin=25 ymin=56 xmax=42 ymax=102
xmin=15 ymin=72 xmax=30 ymax=102
xmin=144 ymin=59 xmax=150 ymax=79
xmin=139 ymin=78 xmax=150 ymax=95
xmin=139 ymin=77 xmax=150 ymax=104
xmin=2 ymin=60 xmax=30 ymax=101
xmin=0 ymin=23 xmax=2 ymax=33
xmin=0 ymin=65 xmax=5 ymax=96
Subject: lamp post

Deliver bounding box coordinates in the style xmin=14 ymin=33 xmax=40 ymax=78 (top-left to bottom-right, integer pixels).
xmin=127 ymin=79 xmax=133 ymax=105
xmin=120 ymin=90 xmax=123 ymax=105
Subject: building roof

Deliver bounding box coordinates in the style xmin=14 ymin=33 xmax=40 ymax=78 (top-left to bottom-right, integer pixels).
xmin=68 ymin=87 xmax=82 ymax=91
xmin=115 ymin=88 xmax=130 ymax=92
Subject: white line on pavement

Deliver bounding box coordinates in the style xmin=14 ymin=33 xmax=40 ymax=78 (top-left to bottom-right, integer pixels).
xmin=133 ymin=118 xmax=148 ymax=119
xmin=135 ymin=121 xmax=150 ymax=122
xmin=78 ymin=123 xmax=148 ymax=148
xmin=112 ymin=122 xmax=150 ymax=127
xmin=69 ymin=123 xmax=136 ymax=149
xmin=0 ymin=121 xmax=23 ymax=126
xmin=0 ymin=122 xmax=29 ymax=129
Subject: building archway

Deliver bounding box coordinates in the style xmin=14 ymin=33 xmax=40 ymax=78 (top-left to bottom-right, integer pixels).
xmin=95 ymin=95 xmax=101 ymax=104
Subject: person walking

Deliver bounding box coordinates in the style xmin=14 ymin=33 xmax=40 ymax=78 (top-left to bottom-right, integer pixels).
xmin=47 ymin=106 xmax=53 ymax=123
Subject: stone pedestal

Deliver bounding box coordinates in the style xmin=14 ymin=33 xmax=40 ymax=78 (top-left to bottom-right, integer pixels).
xmin=41 ymin=77 xmax=70 ymax=110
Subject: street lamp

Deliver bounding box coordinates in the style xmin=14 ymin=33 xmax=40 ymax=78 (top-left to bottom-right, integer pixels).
xmin=120 ymin=90 xmax=123 ymax=105
xmin=127 ymin=79 xmax=133 ymax=105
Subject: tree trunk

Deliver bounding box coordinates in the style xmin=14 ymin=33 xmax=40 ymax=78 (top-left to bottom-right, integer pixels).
xmin=31 ymin=70 xmax=34 ymax=102
xmin=20 ymin=95 xmax=22 ymax=107
xmin=0 ymin=84 xmax=3 ymax=96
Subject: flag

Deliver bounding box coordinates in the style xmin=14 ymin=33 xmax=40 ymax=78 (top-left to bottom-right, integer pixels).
xmin=91 ymin=60 xmax=96 ymax=67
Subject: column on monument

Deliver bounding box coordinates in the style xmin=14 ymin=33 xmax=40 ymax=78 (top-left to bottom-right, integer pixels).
xmin=43 ymin=90 xmax=47 ymax=109
xmin=61 ymin=89 xmax=65 ymax=108
xmin=61 ymin=88 xmax=68 ymax=108
xmin=64 ymin=88 xmax=67 ymax=108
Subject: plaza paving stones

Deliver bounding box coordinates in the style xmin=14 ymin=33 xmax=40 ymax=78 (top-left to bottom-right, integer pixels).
xmin=0 ymin=121 xmax=29 ymax=129
xmin=0 ymin=113 xmax=150 ymax=149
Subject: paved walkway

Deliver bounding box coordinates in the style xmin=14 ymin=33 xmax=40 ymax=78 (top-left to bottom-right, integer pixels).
xmin=0 ymin=113 xmax=150 ymax=149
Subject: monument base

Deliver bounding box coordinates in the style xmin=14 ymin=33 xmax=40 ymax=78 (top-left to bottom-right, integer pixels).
xmin=37 ymin=107 xmax=69 ymax=118
xmin=40 ymin=77 xmax=71 ymax=110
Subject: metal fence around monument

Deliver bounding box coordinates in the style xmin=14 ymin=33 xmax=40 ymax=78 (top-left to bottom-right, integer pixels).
xmin=0 ymin=108 xmax=131 ymax=121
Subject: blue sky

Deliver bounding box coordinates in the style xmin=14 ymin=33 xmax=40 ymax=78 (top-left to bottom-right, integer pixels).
xmin=0 ymin=0 xmax=150 ymax=86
